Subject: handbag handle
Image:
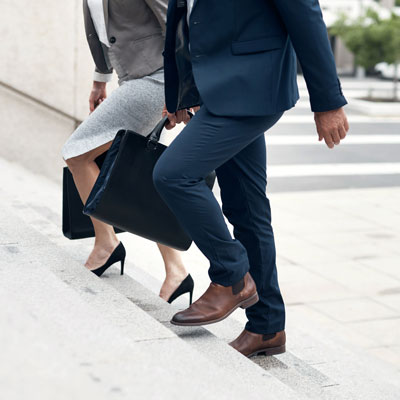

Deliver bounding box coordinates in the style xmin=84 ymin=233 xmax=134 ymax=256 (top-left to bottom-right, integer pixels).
xmin=147 ymin=111 xmax=194 ymax=150
xmin=147 ymin=116 xmax=169 ymax=145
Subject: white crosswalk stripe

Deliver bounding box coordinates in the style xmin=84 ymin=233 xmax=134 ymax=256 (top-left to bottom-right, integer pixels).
xmin=279 ymin=115 xmax=400 ymax=123
xmin=268 ymin=163 xmax=400 ymax=178
xmin=266 ymin=134 xmax=400 ymax=145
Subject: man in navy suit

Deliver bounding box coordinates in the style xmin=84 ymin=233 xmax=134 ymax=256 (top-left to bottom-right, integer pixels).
xmin=153 ymin=0 xmax=349 ymax=357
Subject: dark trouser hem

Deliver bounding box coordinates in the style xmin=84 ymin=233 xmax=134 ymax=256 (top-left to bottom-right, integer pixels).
xmin=245 ymin=320 xmax=286 ymax=335
xmin=208 ymin=261 xmax=249 ymax=287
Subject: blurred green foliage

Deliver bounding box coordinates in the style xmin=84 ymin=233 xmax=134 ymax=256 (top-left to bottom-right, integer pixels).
xmin=331 ymin=9 xmax=400 ymax=100
xmin=331 ymin=9 xmax=400 ymax=69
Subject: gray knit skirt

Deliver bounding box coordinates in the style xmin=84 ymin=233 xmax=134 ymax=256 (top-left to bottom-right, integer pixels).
xmin=62 ymin=68 xmax=165 ymax=160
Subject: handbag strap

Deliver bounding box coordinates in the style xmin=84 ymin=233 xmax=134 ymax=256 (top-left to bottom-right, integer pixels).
xmin=147 ymin=116 xmax=169 ymax=144
xmin=146 ymin=111 xmax=194 ymax=149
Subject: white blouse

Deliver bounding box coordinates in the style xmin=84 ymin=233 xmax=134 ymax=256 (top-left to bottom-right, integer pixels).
xmin=87 ymin=0 xmax=110 ymax=47
xmin=87 ymin=0 xmax=113 ymax=82
xmin=187 ymin=0 xmax=195 ymax=24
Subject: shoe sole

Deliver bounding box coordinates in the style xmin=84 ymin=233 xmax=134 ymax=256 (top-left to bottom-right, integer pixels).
xmin=247 ymin=344 xmax=286 ymax=358
xmin=170 ymin=292 xmax=259 ymax=327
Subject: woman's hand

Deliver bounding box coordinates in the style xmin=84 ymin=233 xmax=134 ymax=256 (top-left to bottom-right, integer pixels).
xmin=162 ymin=105 xmax=197 ymax=130
xmin=89 ymin=81 xmax=107 ymax=113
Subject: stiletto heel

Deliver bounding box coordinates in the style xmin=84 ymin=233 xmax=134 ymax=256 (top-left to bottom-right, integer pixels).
xmin=167 ymin=274 xmax=194 ymax=305
xmin=91 ymin=242 xmax=126 ymax=277
xmin=189 ymin=290 xmax=193 ymax=305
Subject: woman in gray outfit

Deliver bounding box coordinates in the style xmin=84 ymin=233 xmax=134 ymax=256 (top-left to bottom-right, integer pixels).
xmin=62 ymin=0 xmax=193 ymax=303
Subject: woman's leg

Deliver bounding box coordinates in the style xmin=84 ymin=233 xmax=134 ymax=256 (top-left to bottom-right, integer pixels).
xmin=65 ymin=136 xmax=190 ymax=291
xmin=66 ymin=144 xmax=190 ymax=285
xmin=65 ymin=141 xmax=120 ymax=270
xmin=64 ymin=71 xmax=190 ymax=286
xmin=157 ymin=243 xmax=188 ymax=300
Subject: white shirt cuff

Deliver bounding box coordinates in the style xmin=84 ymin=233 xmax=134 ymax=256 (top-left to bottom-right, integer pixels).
xmin=93 ymin=71 xmax=113 ymax=83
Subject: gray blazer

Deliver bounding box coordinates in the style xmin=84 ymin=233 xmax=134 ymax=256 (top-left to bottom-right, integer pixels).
xmin=83 ymin=0 xmax=168 ymax=81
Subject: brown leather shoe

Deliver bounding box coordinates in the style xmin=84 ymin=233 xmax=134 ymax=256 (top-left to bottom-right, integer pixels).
xmin=229 ymin=329 xmax=286 ymax=357
xmin=171 ymin=272 xmax=259 ymax=326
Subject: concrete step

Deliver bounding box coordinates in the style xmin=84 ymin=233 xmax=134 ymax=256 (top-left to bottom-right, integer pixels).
xmin=0 ymin=158 xmax=302 ymax=399
xmin=0 ymin=201 xmax=301 ymax=400
xmin=1 ymin=157 xmax=399 ymax=399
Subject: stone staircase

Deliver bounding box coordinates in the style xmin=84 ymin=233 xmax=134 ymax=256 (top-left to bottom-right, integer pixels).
xmin=1 ymin=157 xmax=399 ymax=399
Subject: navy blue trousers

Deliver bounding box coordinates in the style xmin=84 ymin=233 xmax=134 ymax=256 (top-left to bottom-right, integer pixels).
xmin=153 ymin=106 xmax=285 ymax=334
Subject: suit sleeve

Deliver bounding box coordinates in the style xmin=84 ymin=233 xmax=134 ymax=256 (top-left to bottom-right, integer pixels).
xmin=271 ymin=0 xmax=347 ymax=112
xmin=144 ymin=0 xmax=168 ymax=35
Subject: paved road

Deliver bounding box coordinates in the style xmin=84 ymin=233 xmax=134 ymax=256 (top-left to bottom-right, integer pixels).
xmin=266 ymin=85 xmax=400 ymax=193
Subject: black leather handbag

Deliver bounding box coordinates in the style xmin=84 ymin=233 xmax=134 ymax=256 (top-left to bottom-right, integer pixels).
xmin=83 ymin=117 xmax=216 ymax=251
xmin=62 ymin=153 xmax=124 ymax=240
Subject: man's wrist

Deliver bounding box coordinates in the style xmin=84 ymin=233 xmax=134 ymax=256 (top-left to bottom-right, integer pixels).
xmin=314 ymin=107 xmax=343 ymax=116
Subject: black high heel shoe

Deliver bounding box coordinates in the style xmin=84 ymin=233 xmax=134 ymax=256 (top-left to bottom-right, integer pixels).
xmin=167 ymin=274 xmax=194 ymax=305
xmin=90 ymin=242 xmax=126 ymax=277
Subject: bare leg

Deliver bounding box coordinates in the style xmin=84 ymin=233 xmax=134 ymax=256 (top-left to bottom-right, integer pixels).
xmin=157 ymin=243 xmax=188 ymax=301
xmin=65 ymin=144 xmax=190 ymax=289
xmin=65 ymin=142 xmax=120 ymax=270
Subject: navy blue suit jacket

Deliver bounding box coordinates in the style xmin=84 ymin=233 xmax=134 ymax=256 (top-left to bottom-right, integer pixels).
xmin=163 ymin=0 xmax=347 ymax=116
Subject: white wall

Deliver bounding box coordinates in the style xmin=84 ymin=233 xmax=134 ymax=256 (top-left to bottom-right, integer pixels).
xmin=0 ymin=0 xmax=94 ymax=120
xmin=0 ymin=1 xmax=117 ymax=182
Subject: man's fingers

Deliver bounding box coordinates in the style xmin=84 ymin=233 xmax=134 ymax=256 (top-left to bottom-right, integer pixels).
xmin=165 ymin=119 xmax=175 ymax=130
xmin=166 ymin=112 xmax=177 ymax=130
xmin=331 ymin=130 xmax=341 ymax=145
xmin=174 ymin=109 xmax=192 ymax=125
xmin=338 ymin=124 xmax=347 ymax=140
xmin=344 ymin=116 xmax=350 ymax=132
xmin=176 ymin=110 xmax=188 ymax=124
xmin=323 ymin=132 xmax=335 ymax=149
xmin=163 ymin=107 xmax=192 ymax=129
xmin=183 ymin=110 xmax=191 ymax=125
xmin=191 ymin=106 xmax=201 ymax=113
xmin=324 ymin=139 xmax=335 ymax=149
xmin=174 ymin=110 xmax=182 ymax=124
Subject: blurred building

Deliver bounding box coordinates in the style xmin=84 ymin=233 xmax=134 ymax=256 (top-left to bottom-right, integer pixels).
xmin=320 ymin=0 xmax=396 ymax=24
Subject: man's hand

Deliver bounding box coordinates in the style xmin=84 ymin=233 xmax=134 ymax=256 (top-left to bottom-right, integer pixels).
xmin=162 ymin=104 xmax=191 ymax=130
xmin=314 ymin=107 xmax=349 ymax=149
xmin=89 ymin=81 xmax=107 ymax=113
